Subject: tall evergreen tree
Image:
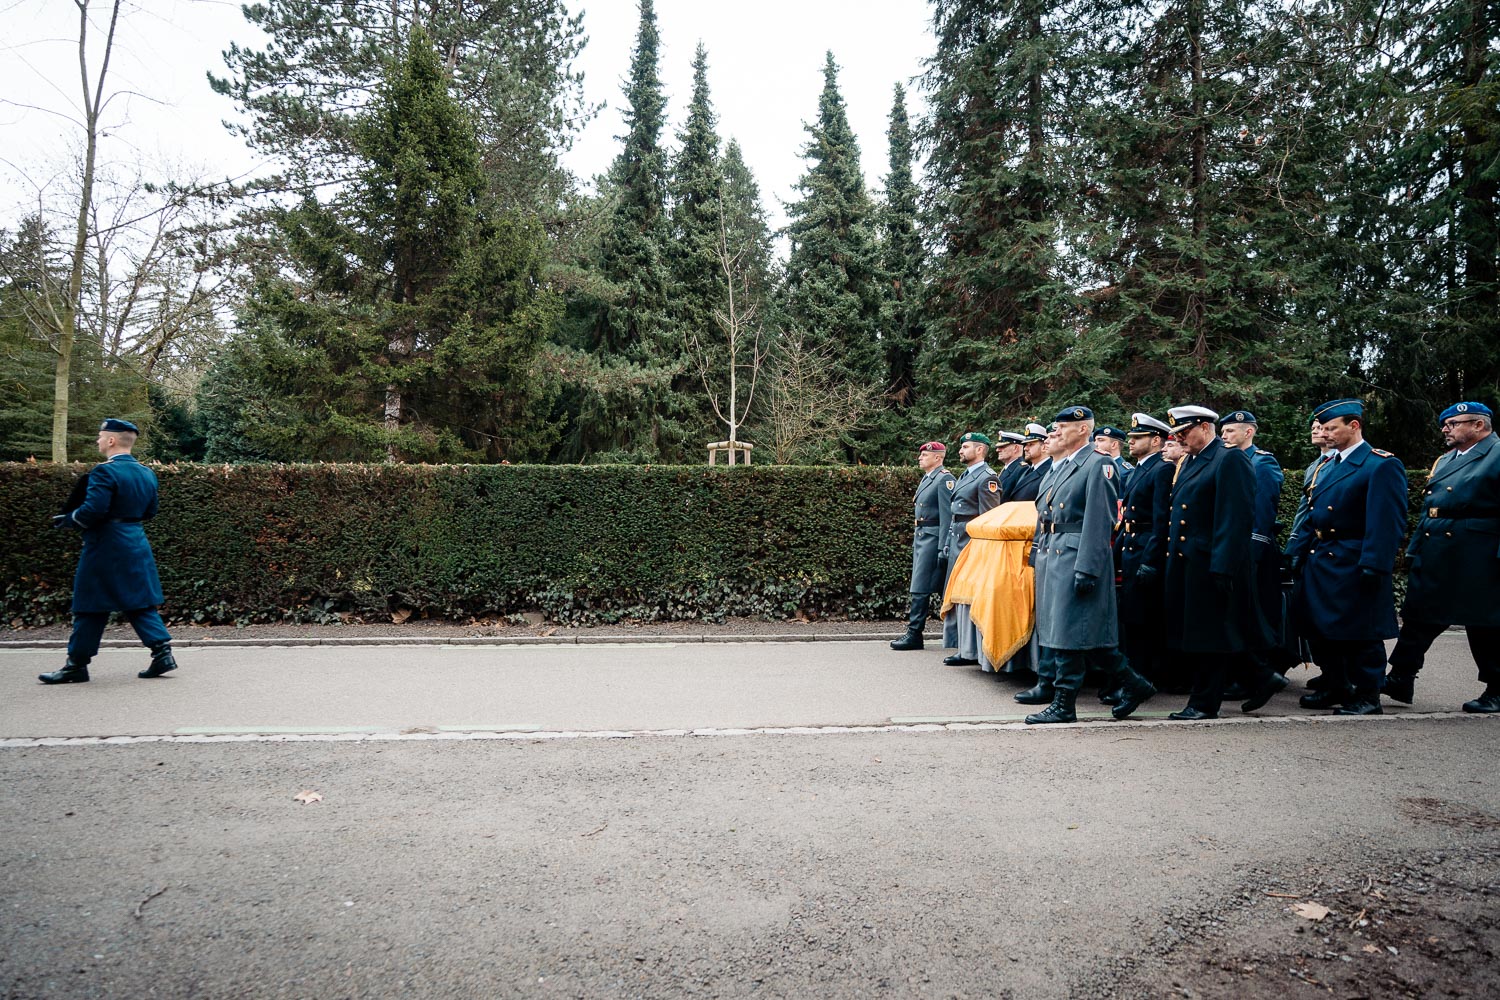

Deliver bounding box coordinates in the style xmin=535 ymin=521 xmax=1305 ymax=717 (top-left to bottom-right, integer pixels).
xmin=782 ymin=52 xmax=884 ymax=460
xmin=719 ymin=139 xmax=777 ymax=315
xmin=871 ymin=83 xmax=925 ymax=456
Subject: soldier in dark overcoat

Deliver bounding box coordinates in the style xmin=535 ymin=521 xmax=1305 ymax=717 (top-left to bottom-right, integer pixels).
xmin=1219 ymin=410 xmax=1288 ymax=683
xmin=1006 ymin=424 xmax=1051 ymax=503
xmin=1285 ymin=398 xmax=1408 ymax=715
xmin=1161 ymin=406 xmax=1288 ymax=720
xmin=1385 ymin=402 xmax=1500 ymax=713
xmin=892 ymin=442 xmax=956 ymax=651
xmin=995 ymin=432 xmax=1028 ymax=499
xmin=1016 ymin=407 xmax=1155 ymax=724
xmin=1115 ymin=414 xmax=1175 ymax=688
xmin=940 ymin=432 xmax=1003 ymax=662
xmin=40 ymin=419 xmax=177 ymax=684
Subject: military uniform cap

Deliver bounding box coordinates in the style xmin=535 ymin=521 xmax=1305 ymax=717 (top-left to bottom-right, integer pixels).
xmin=1219 ymin=409 xmax=1257 ymax=427
xmin=99 ymin=418 xmax=139 ymax=434
xmin=1166 ymin=405 xmax=1219 ymax=429
xmin=997 ymin=431 xmax=1026 ymax=445
xmin=1095 ymin=425 xmax=1127 ymax=443
xmin=1311 ymin=398 xmax=1363 ymax=423
xmin=958 ymin=431 xmax=992 ymax=446
xmin=1438 ymin=401 xmax=1493 ymax=425
xmin=1054 ymin=405 xmax=1094 ymax=423
xmin=1023 ymin=423 xmax=1048 ymax=441
xmin=1127 ymin=413 xmax=1172 ymax=437
xmin=917 ymin=440 xmax=947 ymax=453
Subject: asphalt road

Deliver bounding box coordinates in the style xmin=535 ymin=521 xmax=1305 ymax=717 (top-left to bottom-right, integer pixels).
xmin=3 ymin=634 xmax=1497 ymax=999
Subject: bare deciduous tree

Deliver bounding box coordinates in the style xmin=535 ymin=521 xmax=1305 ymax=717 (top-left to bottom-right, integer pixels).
xmin=764 ymin=327 xmax=878 ymax=465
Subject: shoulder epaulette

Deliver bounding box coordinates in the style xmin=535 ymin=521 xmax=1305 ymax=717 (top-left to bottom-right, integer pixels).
xmin=1254 ymin=447 xmax=1273 ymax=456
xmin=1372 ymin=448 xmax=1396 ymax=458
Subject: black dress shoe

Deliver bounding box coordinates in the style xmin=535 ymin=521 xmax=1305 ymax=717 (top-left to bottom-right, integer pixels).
xmin=1014 ymin=684 xmax=1055 ymax=705
xmin=1299 ymin=688 xmax=1349 ymax=711
xmin=1382 ymin=673 xmax=1415 ymax=704
xmin=39 ymin=657 xmax=91 ymax=684
xmin=1112 ymin=679 xmax=1156 ymax=720
xmin=890 ymin=631 xmax=924 ymax=651
xmin=1305 ymin=672 xmax=1333 ymax=691
xmin=1334 ymin=700 xmax=1383 ymax=716
xmin=1463 ymin=687 xmax=1500 ymax=714
xmin=1098 ymin=689 xmax=1124 ymax=706
xmin=1240 ymin=673 xmax=1289 ymax=713
xmin=1167 ymin=707 xmax=1218 ymax=721
xmin=942 ymin=654 xmax=978 ymax=666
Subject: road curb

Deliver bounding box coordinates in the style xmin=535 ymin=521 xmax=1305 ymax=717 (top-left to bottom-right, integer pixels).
xmin=0 ymin=631 xmax=941 ymax=650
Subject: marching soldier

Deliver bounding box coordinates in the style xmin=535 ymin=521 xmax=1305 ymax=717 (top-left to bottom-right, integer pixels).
xmin=1219 ymin=410 xmax=1289 ymax=687
xmin=1007 ymin=424 xmax=1051 ymax=503
xmin=995 ymin=431 xmax=1028 ymax=499
xmin=1093 ymin=425 xmax=1134 ymax=486
xmin=892 ymin=442 xmax=957 ymax=651
xmin=1285 ymin=398 xmax=1408 ymax=715
xmin=1115 ymin=414 xmax=1176 ymax=689
xmin=1161 ymin=405 xmax=1287 ymax=720
xmin=39 ymin=419 xmax=178 ymax=685
xmin=1384 ymin=402 xmax=1500 ymax=713
xmin=941 ymin=432 xmax=1003 ymax=664
xmin=1016 ymin=407 xmax=1155 ymax=723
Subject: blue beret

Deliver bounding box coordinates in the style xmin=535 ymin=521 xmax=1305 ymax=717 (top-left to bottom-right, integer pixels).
xmin=1311 ymin=398 xmax=1362 ymax=423
xmin=1055 ymin=405 xmax=1094 ymax=423
xmin=1438 ymin=401 xmax=1493 ymax=426
xmin=99 ymin=418 xmax=139 ymax=434
xmin=1220 ymin=409 xmax=1257 ymax=426
xmin=1094 ymin=426 xmax=1127 ymax=442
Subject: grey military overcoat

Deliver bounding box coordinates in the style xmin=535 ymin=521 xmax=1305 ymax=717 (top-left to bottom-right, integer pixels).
xmin=945 ymin=461 xmax=1002 ymax=577
xmin=910 ymin=466 xmax=957 ymax=593
xmin=1030 ymin=449 xmax=1120 ymax=650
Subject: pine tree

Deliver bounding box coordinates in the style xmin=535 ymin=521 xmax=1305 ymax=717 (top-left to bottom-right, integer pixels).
xmin=870 ymin=83 xmax=924 ymax=457
xmin=719 ymin=140 xmax=776 ymax=315
xmin=782 ymin=52 xmax=884 ymax=460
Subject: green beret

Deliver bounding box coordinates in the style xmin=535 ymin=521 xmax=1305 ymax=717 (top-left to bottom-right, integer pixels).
xmin=958 ymin=431 xmax=992 ymax=447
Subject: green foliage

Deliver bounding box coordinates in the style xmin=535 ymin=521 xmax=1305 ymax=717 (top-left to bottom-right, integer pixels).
xmin=0 ymin=463 xmax=919 ymax=627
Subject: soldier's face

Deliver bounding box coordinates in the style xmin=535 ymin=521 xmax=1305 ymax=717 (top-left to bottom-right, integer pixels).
xmin=1323 ymin=416 xmax=1360 ymax=450
xmin=1179 ymin=422 xmax=1215 ymax=455
xmin=1023 ymin=440 xmax=1044 ymax=463
xmin=917 ymin=449 xmax=943 ymax=472
xmin=1162 ymin=438 xmax=1186 ymax=462
xmin=1092 ymin=435 xmax=1120 ymax=458
xmin=1441 ymin=416 xmax=1487 ymax=449
xmin=95 ymin=430 xmax=111 ymax=455
xmin=1220 ymin=423 xmax=1253 ymax=449
xmin=1309 ymin=421 xmax=1327 ymax=447
xmin=997 ymin=442 xmax=1021 ymax=464
xmin=1127 ymin=434 xmax=1156 ymax=460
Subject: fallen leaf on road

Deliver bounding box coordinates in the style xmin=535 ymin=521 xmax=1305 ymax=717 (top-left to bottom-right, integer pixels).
xmin=1362 ymin=945 xmax=1381 ymax=954
xmin=293 ymin=790 xmax=323 ymax=805
xmin=1291 ymin=902 xmax=1330 ymax=921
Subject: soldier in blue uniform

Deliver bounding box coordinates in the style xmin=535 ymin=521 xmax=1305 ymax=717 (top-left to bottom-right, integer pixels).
xmin=39 ymin=419 xmax=177 ymax=684
xmin=941 ymin=432 xmax=1003 ymax=664
xmin=892 ymin=442 xmax=957 ymax=651
xmin=1093 ymin=425 xmax=1134 ymax=487
xmin=1016 ymin=407 xmax=1155 ymax=723
xmin=1006 ymin=425 xmax=1051 ymax=503
xmin=1114 ymin=413 xmax=1177 ymax=690
xmin=994 ymin=431 xmax=1028 ymax=499
xmin=1161 ymin=405 xmax=1288 ymax=720
xmin=1285 ymin=398 xmax=1408 ymax=715
xmin=1384 ymin=402 xmax=1500 ymax=713
xmin=1286 ymin=417 xmax=1338 ymax=691
xmin=1219 ymin=410 xmax=1290 ymax=688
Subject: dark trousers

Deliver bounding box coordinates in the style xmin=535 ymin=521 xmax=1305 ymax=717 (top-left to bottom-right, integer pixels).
xmin=1041 ymin=646 xmax=1143 ymax=695
xmin=1184 ymin=652 xmax=1274 ymax=715
xmin=68 ymin=609 xmax=171 ymax=661
xmin=1120 ymin=620 xmax=1170 ymax=687
xmin=1307 ymin=638 xmax=1387 ymax=699
xmin=906 ymin=593 xmax=935 ymax=632
xmin=1388 ymin=621 xmax=1500 ymax=685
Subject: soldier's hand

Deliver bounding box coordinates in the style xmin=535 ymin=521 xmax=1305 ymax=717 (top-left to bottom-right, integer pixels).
xmin=1073 ymin=572 xmax=1097 ymax=597
xmin=1135 ymin=563 xmax=1159 ymax=584
xmin=1359 ymin=568 xmax=1383 ymax=591
xmin=1211 ymin=572 xmax=1234 ymax=596
xmin=50 ymin=514 xmax=69 ymax=530
xmin=1286 ymin=552 xmax=1306 ymax=575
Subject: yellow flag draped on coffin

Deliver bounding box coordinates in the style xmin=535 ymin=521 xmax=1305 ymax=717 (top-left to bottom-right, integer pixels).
xmin=940 ymin=501 xmax=1037 ymax=666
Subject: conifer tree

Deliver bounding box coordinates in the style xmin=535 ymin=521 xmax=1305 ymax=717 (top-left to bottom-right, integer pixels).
xmin=719 ymin=139 xmax=776 ymax=315
xmin=871 ymin=84 xmax=924 ymax=456
xmin=782 ymin=52 xmax=884 ymax=460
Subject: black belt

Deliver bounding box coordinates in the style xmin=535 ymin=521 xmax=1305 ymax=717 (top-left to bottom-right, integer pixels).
xmin=952 ymin=514 xmax=976 ymax=524
xmin=1120 ymin=521 xmax=1151 ymax=535
xmin=1426 ymin=507 xmax=1500 ymax=519
xmin=1040 ymin=521 xmax=1083 ymax=534
xmin=914 ymin=517 xmax=940 ymax=527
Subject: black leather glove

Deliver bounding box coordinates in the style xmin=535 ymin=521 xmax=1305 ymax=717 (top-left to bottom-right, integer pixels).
xmin=1135 ymin=563 xmax=1160 ymax=585
xmin=50 ymin=513 xmax=69 ymax=530
xmin=1359 ymin=567 xmax=1382 ymax=591
xmin=1286 ymin=552 xmax=1306 ymax=574
xmin=1074 ymin=572 xmax=1098 ymax=597
xmin=1211 ymin=572 xmax=1234 ymax=597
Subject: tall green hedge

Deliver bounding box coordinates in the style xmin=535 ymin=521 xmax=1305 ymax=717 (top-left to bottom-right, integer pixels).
xmin=0 ymin=464 xmax=918 ymax=626
xmin=0 ymin=461 xmax=1432 ymax=627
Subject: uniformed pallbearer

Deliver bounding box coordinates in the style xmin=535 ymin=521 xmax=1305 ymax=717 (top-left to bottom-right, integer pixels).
xmin=1017 ymin=407 xmax=1155 ymax=723
xmin=1115 ymin=413 xmax=1175 ymax=688
xmin=1160 ymin=405 xmax=1286 ymax=719
xmin=941 ymin=432 xmax=1003 ymax=663
xmin=892 ymin=442 xmax=957 ymax=651
xmin=1384 ymin=402 xmax=1500 ymax=713
xmin=39 ymin=419 xmax=177 ymax=685
xmin=1219 ymin=410 xmax=1290 ymax=683
xmin=1285 ymin=398 xmax=1408 ymax=715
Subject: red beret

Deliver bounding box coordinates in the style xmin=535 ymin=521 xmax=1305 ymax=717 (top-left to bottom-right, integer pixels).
xmin=917 ymin=441 xmax=947 ymax=453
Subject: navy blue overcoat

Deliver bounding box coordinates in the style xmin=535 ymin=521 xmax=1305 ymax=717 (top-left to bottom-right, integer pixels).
xmin=66 ymin=454 xmax=165 ymax=613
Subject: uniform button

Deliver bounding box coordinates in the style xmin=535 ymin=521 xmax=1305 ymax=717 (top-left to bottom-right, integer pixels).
xmin=1447 ymin=487 xmax=1453 ymax=491
xmin=1180 ymin=504 xmax=1186 ymax=509
xmin=1179 ymin=535 xmax=1185 ymax=541
xmin=1446 ymin=532 xmax=1453 ymax=537
xmin=1327 ymin=505 xmax=1333 ymax=511
xmin=1425 ymin=532 xmax=1430 ymax=537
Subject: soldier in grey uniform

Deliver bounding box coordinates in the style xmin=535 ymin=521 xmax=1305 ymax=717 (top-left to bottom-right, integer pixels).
xmin=1093 ymin=425 xmax=1134 ymax=487
xmin=892 ymin=441 xmax=957 ymax=651
xmin=1385 ymin=401 xmax=1500 ymax=713
xmin=941 ymin=431 xmax=1003 ymax=664
xmin=1015 ymin=407 xmax=1155 ymax=723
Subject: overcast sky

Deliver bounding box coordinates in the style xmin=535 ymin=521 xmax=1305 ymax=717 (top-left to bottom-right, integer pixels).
xmin=0 ymin=0 xmax=935 ymax=234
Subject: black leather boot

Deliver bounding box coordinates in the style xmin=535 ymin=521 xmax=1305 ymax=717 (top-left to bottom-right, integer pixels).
xmin=890 ymin=629 xmax=924 ymax=651
xmin=1014 ymin=682 xmax=1055 ymax=705
xmin=1240 ymin=672 xmax=1289 ymax=713
xmin=1025 ymin=689 xmax=1077 ymax=725
xmin=1382 ymin=672 xmax=1415 ymax=705
xmin=39 ymin=656 xmax=90 ymax=684
xmin=1112 ymin=677 xmax=1156 ymax=720
xmin=1299 ymin=687 xmax=1351 ymax=711
xmin=139 ymin=644 xmax=178 ymax=679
